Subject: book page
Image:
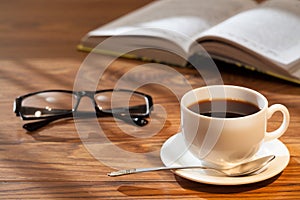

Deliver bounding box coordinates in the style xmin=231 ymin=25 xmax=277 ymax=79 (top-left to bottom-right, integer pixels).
xmin=199 ymin=0 xmax=300 ymax=70
xmin=87 ymin=0 xmax=256 ymax=50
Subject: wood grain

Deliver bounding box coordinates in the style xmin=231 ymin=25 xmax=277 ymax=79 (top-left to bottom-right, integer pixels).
xmin=0 ymin=0 xmax=299 ymax=199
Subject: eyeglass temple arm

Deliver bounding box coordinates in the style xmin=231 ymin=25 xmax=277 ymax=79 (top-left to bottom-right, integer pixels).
xmin=23 ymin=113 xmax=73 ymax=132
xmin=22 ymin=110 xmax=97 ymax=132
xmin=23 ymin=112 xmax=148 ymax=132
xmin=23 ymin=118 xmax=56 ymax=132
xmin=94 ymin=109 xmax=148 ymax=126
xmin=95 ymin=104 xmax=150 ymax=126
xmin=113 ymin=114 xmax=148 ymax=126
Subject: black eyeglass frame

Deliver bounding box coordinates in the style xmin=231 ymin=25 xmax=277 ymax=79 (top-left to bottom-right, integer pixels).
xmin=14 ymin=89 xmax=153 ymax=131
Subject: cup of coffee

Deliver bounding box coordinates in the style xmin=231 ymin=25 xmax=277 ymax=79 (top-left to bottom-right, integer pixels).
xmin=181 ymin=85 xmax=290 ymax=168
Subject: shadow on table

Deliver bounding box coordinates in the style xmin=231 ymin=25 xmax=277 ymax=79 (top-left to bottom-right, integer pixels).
xmin=174 ymin=172 xmax=281 ymax=194
xmin=117 ymin=173 xmax=281 ymax=197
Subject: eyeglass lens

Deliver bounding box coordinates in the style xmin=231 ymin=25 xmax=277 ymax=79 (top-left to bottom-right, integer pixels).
xmin=21 ymin=90 xmax=148 ymax=118
xmin=21 ymin=92 xmax=74 ymax=118
xmin=95 ymin=91 xmax=148 ymax=115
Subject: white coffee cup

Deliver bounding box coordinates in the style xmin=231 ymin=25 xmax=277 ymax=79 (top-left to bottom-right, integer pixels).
xmin=181 ymin=85 xmax=290 ymax=168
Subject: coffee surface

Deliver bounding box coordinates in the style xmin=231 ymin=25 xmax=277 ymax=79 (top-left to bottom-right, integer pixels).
xmin=188 ymin=99 xmax=260 ymax=118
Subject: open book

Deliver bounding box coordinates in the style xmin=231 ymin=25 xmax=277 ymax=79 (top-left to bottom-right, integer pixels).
xmin=78 ymin=0 xmax=300 ymax=84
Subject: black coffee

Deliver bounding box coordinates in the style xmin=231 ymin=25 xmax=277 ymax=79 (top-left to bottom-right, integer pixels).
xmin=188 ymin=99 xmax=260 ymax=118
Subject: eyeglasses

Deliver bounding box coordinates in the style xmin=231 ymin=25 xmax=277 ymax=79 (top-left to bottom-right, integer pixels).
xmin=14 ymin=89 xmax=153 ymax=131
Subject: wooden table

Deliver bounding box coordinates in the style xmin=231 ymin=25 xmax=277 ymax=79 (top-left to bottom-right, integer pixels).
xmin=1 ymin=0 xmax=299 ymax=199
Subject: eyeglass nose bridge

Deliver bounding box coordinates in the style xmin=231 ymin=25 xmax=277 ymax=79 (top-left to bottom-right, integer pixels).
xmin=73 ymin=91 xmax=98 ymax=112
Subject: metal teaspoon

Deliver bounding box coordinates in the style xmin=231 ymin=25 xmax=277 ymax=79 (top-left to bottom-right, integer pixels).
xmin=108 ymin=155 xmax=275 ymax=177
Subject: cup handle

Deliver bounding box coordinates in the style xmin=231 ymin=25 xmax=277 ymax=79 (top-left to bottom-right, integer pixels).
xmin=265 ymin=104 xmax=290 ymax=142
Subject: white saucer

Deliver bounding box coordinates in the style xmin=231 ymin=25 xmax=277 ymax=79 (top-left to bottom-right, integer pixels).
xmin=160 ymin=132 xmax=290 ymax=185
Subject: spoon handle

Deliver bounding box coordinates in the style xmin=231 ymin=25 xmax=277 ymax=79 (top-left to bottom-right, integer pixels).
xmin=107 ymin=155 xmax=275 ymax=177
xmin=108 ymin=165 xmax=212 ymax=177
